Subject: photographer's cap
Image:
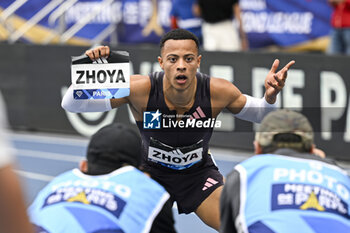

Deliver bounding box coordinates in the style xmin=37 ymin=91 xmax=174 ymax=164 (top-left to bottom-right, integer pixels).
xmin=255 ymin=109 xmax=314 ymax=150
xmin=87 ymin=123 xmax=141 ymax=173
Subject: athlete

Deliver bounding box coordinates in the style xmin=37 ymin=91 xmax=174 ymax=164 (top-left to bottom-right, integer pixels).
xmin=62 ymin=29 xmax=295 ymax=230
xmin=220 ymin=109 xmax=350 ymax=233
xmin=28 ymin=123 xmax=175 ymax=233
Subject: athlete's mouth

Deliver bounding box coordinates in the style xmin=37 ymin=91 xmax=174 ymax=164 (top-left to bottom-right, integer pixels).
xmin=176 ymin=75 xmax=188 ymax=80
xmin=175 ymin=75 xmax=188 ymax=85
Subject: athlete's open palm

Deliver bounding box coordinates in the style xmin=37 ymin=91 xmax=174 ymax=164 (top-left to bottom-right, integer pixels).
xmin=264 ymin=59 xmax=295 ymax=103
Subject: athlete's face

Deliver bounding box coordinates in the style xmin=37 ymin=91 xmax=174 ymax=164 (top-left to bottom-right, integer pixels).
xmin=158 ymin=39 xmax=201 ymax=91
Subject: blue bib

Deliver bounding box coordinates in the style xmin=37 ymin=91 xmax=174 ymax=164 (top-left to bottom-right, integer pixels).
xmin=236 ymin=154 xmax=350 ymax=233
xmin=28 ymin=166 xmax=169 ymax=233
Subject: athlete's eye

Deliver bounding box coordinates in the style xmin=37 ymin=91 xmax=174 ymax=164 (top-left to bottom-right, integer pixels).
xmin=168 ymin=57 xmax=177 ymax=63
xmin=186 ymin=57 xmax=194 ymax=62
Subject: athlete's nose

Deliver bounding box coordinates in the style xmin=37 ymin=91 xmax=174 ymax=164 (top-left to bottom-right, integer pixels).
xmin=177 ymin=59 xmax=186 ymax=72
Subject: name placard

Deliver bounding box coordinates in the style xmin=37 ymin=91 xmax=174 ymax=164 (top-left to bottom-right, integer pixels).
xmin=71 ymin=51 xmax=130 ymax=99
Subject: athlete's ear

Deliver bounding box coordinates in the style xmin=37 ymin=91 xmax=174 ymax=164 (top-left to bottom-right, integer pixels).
xmin=158 ymin=56 xmax=164 ymax=70
xmin=197 ymin=55 xmax=202 ymax=68
xmin=79 ymin=160 xmax=88 ymax=173
xmin=311 ymin=144 xmax=326 ymax=158
xmin=254 ymin=141 xmax=262 ymax=155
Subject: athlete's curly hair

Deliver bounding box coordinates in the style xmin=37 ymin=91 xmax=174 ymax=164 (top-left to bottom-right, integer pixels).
xmin=159 ymin=29 xmax=200 ymax=53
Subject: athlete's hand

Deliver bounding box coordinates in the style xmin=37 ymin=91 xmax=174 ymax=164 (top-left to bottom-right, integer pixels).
xmin=85 ymin=45 xmax=110 ymax=61
xmin=264 ymin=59 xmax=295 ymax=104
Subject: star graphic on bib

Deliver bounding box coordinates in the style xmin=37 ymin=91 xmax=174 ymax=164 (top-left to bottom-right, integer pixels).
xmin=151 ymin=109 xmax=161 ymax=122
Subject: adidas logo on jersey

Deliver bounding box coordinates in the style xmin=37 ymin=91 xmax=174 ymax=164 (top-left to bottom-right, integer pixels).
xmin=202 ymin=177 xmax=219 ymax=191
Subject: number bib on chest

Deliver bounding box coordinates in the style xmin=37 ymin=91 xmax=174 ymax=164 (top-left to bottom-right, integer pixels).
xmin=148 ymin=137 xmax=203 ymax=170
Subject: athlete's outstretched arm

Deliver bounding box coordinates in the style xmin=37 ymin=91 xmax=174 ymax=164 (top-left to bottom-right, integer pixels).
xmin=211 ymin=59 xmax=295 ymax=123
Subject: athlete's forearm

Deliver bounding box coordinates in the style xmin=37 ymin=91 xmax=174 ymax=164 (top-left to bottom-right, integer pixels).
xmin=234 ymin=94 xmax=277 ymax=123
xmin=61 ymin=85 xmax=112 ymax=113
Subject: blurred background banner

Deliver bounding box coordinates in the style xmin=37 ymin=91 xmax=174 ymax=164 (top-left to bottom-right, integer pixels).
xmin=115 ymin=0 xmax=172 ymax=43
xmin=0 ymin=0 xmax=331 ymax=50
xmin=240 ymin=0 xmax=332 ymax=50
xmin=0 ymin=0 xmax=172 ymax=45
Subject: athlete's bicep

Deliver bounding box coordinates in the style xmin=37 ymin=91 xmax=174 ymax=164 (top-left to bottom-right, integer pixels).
xmin=226 ymin=93 xmax=246 ymax=114
xmin=110 ymin=97 xmax=129 ymax=108
xmin=210 ymin=78 xmax=245 ymax=115
xmin=111 ymin=75 xmax=150 ymax=108
xmin=123 ymin=75 xmax=151 ymax=120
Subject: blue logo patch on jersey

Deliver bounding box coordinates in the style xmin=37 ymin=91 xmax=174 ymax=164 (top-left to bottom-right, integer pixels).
xmin=143 ymin=110 xmax=161 ymax=129
xmin=271 ymin=183 xmax=349 ymax=219
xmin=42 ymin=188 xmax=127 ymax=219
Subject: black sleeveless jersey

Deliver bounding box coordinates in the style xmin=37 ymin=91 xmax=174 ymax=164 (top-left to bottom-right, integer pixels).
xmin=136 ymin=71 xmax=216 ymax=172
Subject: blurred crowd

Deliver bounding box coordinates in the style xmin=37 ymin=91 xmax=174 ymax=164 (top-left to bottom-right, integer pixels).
xmin=0 ymin=0 xmax=349 ymax=55
xmin=170 ymin=0 xmax=350 ymax=55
